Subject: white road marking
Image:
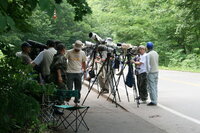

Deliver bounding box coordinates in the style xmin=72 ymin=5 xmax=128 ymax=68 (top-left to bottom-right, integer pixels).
xmin=158 ymin=103 xmax=200 ymax=125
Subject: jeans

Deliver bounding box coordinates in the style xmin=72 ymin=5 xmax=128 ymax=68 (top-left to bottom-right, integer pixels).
xmin=147 ymin=72 xmax=158 ymax=104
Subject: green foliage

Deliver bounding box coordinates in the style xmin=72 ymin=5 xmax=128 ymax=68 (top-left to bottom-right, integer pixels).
xmin=0 ymin=0 xmax=92 ymax=32
xmin=85 ymin=0 xmax=200 ymax=71
xmin=0 ymin=43 xmax=55 ymax=132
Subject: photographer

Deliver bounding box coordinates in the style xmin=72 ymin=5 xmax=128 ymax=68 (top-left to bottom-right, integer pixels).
xmin=50 ymin=43 xmax=67 ymax=104
xmin=146 ymin=42 xmax=159 ymax=106
xmin=31 ymin=40 xmax=57 ymax=83
xmin=95 ymin=51 xmax=110 ymax=93
xmin=65 ymin=40 xmax=87 ymax=106
xmin=16 ymin=42 xmax=32 ymax=65
xmin=132 ymin=45 xmax=149 ymax=103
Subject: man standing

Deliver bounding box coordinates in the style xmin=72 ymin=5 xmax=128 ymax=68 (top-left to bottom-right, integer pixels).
xmin=50 ymin=43 xmax=67 ymax=103
xmin=132 ymin=45 xmax=148 ymax=103
xmin=31 ymin=40 xmax=57 ymax=83
xmin=65 ymin=40 xmax=87 ymax=105
xmin=16 ymin=42 xmax=32 ymax=65
xmin=146 ymin=42 xmax=159 ymax=106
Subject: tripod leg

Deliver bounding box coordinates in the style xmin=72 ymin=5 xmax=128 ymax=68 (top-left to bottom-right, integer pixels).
xmin=133 ymin=74 xmax=140 ymax=108
xmin=122 ymin=72 xmax=130 ymax=102
xmin=82 ymin=60 xmax=107 ymax=105
xmin=111 ymin=69 xmax=121 ymax=102
xmin=115 ymin=62 xmax=130 ymax=102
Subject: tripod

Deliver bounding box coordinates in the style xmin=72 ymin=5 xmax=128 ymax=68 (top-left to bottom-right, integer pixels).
xmin=108 ymin=54 xmax=130 ymax=102
xmin=82 ymin=52 xmax=120 ymax=106
xmin=96 ymin=55 xmax=121 ymax=107
xmin=126 ymin=51 xmax=140 ymax=107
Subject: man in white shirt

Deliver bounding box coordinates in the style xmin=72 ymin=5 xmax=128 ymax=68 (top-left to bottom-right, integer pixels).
xmin=132 ymin=45 xmax=148 ymax=102
xmin=31 ymin=40 xmax=57 ymax=83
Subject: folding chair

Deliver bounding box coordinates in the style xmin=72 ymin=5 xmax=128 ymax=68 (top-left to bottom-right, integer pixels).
xmin=53 ymin=90 xmax=90 ymax=132
xmin=39 ymin=90 xmax=56 ymax=123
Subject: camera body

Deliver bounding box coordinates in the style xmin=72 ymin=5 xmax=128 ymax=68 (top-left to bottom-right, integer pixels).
xmin=27 ymin=40 xmax=47 ymax=60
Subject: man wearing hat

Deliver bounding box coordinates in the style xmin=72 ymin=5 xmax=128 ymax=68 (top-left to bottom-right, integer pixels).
xmin=16 ymin=42 xmax=32 ymax=65
xmin=65 ymin=40 xmax=87 ymax=105
xmin=146 ymin=42 xmax=159 ymax=106
xmin=132 ymin=45 xmax=149 ymax=103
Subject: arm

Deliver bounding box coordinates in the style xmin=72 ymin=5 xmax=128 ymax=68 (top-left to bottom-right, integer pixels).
xmin=31 ymin=51 xmax=44 ymax=67
xmin=131 ymin=60 xmax=143 ymax=65
xmin=57 ymin=69 xmax=63 ymax=83
xmin=82 ymin=61 xmax=86 ymax=72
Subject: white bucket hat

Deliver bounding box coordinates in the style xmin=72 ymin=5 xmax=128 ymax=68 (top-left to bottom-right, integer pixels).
xmin=73 ymin=40 xmax=83 ymax=50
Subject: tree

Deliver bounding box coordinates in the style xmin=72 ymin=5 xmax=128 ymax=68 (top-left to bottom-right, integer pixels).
xmin=0 ymin=0 xmax=92 ymax=32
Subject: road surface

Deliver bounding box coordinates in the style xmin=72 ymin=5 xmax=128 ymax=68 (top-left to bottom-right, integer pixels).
xmin=90 ymin=69 xmax=200 ymax=133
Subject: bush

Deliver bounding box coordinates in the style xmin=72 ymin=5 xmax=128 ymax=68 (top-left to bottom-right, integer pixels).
xmin=0 ymin=43 xmax=55 ymax=133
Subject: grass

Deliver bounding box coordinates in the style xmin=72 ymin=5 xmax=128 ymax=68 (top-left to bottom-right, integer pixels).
xmin=159 ymin=66 xmax=200 ymax=73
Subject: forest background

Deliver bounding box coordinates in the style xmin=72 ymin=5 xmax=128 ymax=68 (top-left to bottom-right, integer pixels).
xmin=0 ymin=0 xmax=200 ymax=132
xmin=1 ymin=0 xmax=200 ymax=71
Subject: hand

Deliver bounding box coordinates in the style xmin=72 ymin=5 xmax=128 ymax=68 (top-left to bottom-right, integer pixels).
xmin=130 ymin=60 xmax=135 ymax=64
xmin=84 ymin=72 xmax=87 ymax=79
xmin=58 ymin=77 xmax=63 ymax=83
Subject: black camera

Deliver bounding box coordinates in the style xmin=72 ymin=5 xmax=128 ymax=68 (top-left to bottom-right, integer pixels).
xmin=27 ymin=40 xmax=47 ymax=59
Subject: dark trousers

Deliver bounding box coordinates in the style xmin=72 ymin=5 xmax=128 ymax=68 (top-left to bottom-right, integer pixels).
xmin=66 ymin=73 xmax=82 ymax=103
xmin=137 ymin=72 xmax=148 ymax=101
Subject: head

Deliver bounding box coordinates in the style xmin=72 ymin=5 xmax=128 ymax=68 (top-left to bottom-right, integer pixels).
xmin=54 ymin=40 xmax=62 ymax=48
xmin=138 ymin=45 xmax=146 ymax=55
xmin=21 ymin=42 xmax=31 ymax=54
xmin=73 ymin=40 xmax=83 ymax=52
xmin=146 ymin=42 xmax=154 ymax=50
xmin=46 ymin=40 xmax=55 ymax=48
xmin=56 ymin=43 xmax=66 ymax=55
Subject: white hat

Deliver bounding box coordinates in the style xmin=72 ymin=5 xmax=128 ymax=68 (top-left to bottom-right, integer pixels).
xmin=73 ymin=40 xmax=83 ymax=50
xmin=138 ymin=45 xmax=146 ymax=50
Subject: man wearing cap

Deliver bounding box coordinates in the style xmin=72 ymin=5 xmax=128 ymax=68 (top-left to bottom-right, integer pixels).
xmin=132 ymin=45 xmax=149 ymax=103
xmin=146 ymin=42 xmax=159 ymax=106
xmin=65 ymin=40 xmax=87 ymax=105
xmin=31 ymin=40 xmax=57 ymax=83
xmin=16 ymin=42 xmax=32 ymax=65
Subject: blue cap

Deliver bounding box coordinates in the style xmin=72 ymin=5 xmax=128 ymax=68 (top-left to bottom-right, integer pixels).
xmin=146 ymin=42 xmax=154 ymax=49
xmin=21 ymin=42 xmax=31 ymax=48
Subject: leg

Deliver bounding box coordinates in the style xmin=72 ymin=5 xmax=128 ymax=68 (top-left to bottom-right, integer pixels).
xmin=147 ymin=73 xmax=158 ymax=104
xmin=66 ymin=73 xmax=74 ymax=101
xmin=74 ymin=73 xmax=82 ymax=103
xmin=140 ymin=73 xmax=148 ymax=101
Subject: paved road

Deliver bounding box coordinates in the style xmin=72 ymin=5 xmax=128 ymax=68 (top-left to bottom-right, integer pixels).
xmin=159 ymin=70 xmax=200 ymax=120
xmin=54 ymin=84 xmax=167 ymax=133
xmin=87 ymin=69 xmax=200 ymax=133
xmin=57 ymin=69 xmax=200 ymax=133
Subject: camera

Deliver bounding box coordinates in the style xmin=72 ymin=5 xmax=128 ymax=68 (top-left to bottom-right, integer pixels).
xmin=27 ymin=40 xmax=47 ymax=59
xmin=89 ymin=32 xmax=104 ymax=44
xmin=84 ymin=41 xmax=96 ymax=47
xmin=97 ymin=45 xmax=114 ymax=53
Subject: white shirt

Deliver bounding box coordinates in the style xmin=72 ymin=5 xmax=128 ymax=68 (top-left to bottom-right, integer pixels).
xmin=33 ymin=48 xmax=56 ymax=65
xmin=33 ymin=47 xmax=57 ymax=76
xmin=138 ymin=53 xmax=148 ymax=74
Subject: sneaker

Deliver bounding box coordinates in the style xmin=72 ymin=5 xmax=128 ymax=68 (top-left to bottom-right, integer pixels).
xmin=140 ymin=100 xmax=147 ymax=104
xmin=74 ymin=103 xmax=80 ymax=107
xmin=102 ymin=89 xmax=109 ymax=94
xmin=147 ymin=102 xmax=157 ymax=106
xmin=64 ymin=101 xmax=69 ymax=105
